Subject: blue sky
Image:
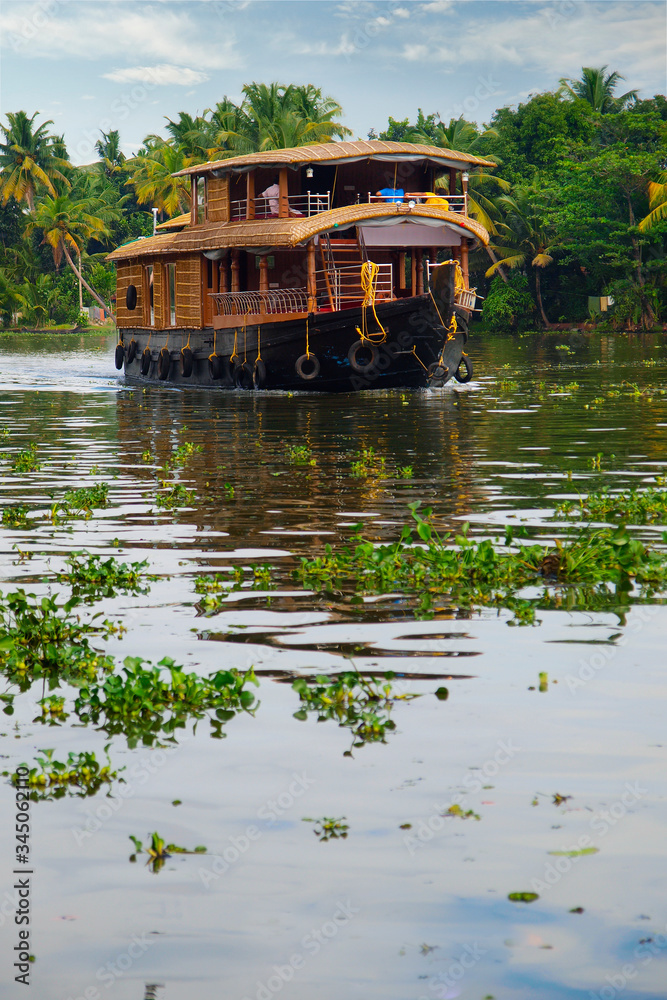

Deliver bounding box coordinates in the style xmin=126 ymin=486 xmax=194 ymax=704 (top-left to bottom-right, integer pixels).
xmin=1 ymin=0 xmax=665 ymax=164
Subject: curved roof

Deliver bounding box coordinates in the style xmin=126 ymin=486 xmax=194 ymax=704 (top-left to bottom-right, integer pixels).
xmin=173 ymin=140 xmax=496 ymax=177
xmin=107 ymin=202 xmax=489 ymax=263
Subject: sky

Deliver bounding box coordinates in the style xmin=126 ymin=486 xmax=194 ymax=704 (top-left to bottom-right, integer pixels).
xmin=0 ymin=0 xmax=665 ymax=165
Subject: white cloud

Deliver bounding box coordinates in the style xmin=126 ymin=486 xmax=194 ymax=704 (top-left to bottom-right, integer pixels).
xmin=0 ymin=1 xmax=243 ymax=70
xmin=394 ymin=7 xmax=411 ymax=17
xmin=103 ymin=64 xmax=209 ymax=87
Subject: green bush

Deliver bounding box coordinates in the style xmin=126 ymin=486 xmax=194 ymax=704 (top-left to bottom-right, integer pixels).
xmin=481 ymin=272 xmax=536 ymax=332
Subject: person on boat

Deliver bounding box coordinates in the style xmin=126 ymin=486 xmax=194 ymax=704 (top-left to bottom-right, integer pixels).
xmin=260 ymin=177 xmax=302 ymax=217
xmin=376 ymin=187 xmax=404 ymax=204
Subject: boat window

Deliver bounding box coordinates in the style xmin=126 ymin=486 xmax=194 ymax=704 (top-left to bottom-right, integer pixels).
xmin=145 ymin=265 xmax=154 ymax=326
xmin=196 ymin=177 xmax=207 ymax=224
xmin=167 ymin=263 xmax=176 ymax=326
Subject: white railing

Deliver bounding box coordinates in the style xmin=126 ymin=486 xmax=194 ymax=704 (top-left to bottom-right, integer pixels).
xmin=316 ymin=263 xmax=393 ymax=311
xmin=426 ymin=262 xmax=478 ymax=311
xmin=230 ymin=192 xmax=330 ymax=221
xmin=367 ymin=191 xmax=467 ymax=215
xmin=211 ymin=288 xmax=309 ymax=316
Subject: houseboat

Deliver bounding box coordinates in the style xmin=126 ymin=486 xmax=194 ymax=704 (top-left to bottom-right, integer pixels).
xmin=107 ymin=140 xmax=493 ymax=392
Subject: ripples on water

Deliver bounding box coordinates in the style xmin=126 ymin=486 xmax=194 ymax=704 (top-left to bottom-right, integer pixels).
xmin=0 ymin=331 xmax=666 ymax=999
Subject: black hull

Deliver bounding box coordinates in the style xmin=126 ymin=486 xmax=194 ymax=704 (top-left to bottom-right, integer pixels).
xmin=118 ymin=291 xmax=470 ymax=393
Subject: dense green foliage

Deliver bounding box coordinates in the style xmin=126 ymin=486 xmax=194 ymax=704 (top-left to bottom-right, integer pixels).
xmin=0 ymin=70 xmax=665 ymax=329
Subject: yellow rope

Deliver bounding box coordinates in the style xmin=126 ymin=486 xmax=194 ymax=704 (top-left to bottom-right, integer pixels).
xmin=208 ymin=328 xmax=217 ymax=362
xmin=411 ymin=345 xmax=429 ymax=371
xmin=357 ymin=261 xmax=387 ymax=343
xmin=184 ymin=330 xmax=191 ymax=349
xmin=256 ymin=325 xmax=262 ymax=362
xmin=305 ymin=316 xmax=310 ymax=359
xmin=230 ymin=328 xmax=238 ymax=363
xmin=428 ymin=258 xmax=465 ymax=338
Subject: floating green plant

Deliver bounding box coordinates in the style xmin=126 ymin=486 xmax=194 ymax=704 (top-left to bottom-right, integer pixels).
xmin=302 ymin=816 xmax=349 ymax=841
xmin=292 ymin=671 xmax=417 ymax=753
xmin=4 ymin=746 xmax=122 ymax=800
xmin=9 ymin=443 xmax=41 ymax=474
xmin=56 ymin=553 xmax=154 ymax=602
xmin=34 ymin=695 xmax=68 ymax=724
xmin=1 ymin=505 xmax=30 ymax=528
xmin=508 ymin=892 xmax=539 ymax=903
xmin=285 ymin=444 xmax=315 ymax=466
xmin=445 ymin=804 xmax=481 ymax=821
xmin=155 ymin=483 xmax=196 ymax=508
xmin=74 ymin=657 xmax=259 ymax=746
xmin=0 ymin=589 xmax=117 ymax=694
xmin=295 ymin=504 xmax=667 ymax=625
xmin=555 ymin=488 xmax=667 ymax=525
xmin=163 ymin=441 xmax=203 ymax=471
xmin=129 ymin=831 xmax=207 ymax=872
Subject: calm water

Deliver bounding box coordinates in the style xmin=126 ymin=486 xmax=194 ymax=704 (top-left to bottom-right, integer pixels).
xmin=0 ymin=330 xmax=666 ymax=1000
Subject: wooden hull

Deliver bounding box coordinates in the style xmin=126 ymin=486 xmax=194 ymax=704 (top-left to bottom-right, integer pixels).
xmin=118 ymin=282 xmax=471 ymax=393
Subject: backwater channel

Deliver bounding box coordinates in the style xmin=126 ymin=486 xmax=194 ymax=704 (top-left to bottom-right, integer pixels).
xmin=0 ymin=329 xmax=666 ymax=1000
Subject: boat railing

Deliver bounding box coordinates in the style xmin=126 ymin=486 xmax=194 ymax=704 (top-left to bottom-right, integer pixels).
xmin=211 ymin=288 xmax=309 ymax=316
xmin=367 ymin=192 xmax=467 ymax=215
xmin=426 ymin=262 xmax=478 ymax=311
xmin=230 ymin=192 xmax=331 ymax=222
xmin=315 ymin=263 xmax=393 ymax=312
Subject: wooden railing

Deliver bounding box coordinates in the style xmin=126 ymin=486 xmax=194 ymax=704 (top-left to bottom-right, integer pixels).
xmin=230 ymin=192 xmax=331 ymax=221
xmin=316 ymin=263 xmax=393 ymax=312
xmin=211 ymin=288 xmax=309 ymax=316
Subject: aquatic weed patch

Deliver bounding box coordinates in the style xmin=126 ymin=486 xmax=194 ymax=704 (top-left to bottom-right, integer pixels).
xmin=5 ymin=443 xmax=42 ymax=474
xmin=129 ymin=831 xmax=207 ymax=872
xmin=155 ymin=482 xmax=197 ymax=508
xmin=4 ymin=746 xmax=122 ymax=800
xmin=56 ymin=553 xmax=155 ymax=602
xmin=0 ymin=589 xmax=117 ymax=695
xmin=554 ymin=489 xmax=667 ymax=525
xmin=74 ymin=657 xmax=259 ymax=746
xmin=295 ymin=505 xmax=667 ymax=623
xmin=292 ymin=671 xmax=417 ymax=752
xmin=302 ymin=816 xmax=349 ymax=841
xmin=1 ymin=505 xmax=30 ymax=528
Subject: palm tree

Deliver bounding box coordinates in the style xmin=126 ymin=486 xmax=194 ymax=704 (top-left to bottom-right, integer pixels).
xmin=126 ymin=142 xmax=193 ymax=216
xmin=559 ymin=66 xmax=638 ymax=114
xmin=485 ymin=188 xmax=558 ymax=327
xmin=163 ymin=113 xmax=211 ymax=162
xmin=95 ymin=130 xmax=126 ymax=180
xmin=207 ymin=82 xmax=351 ymax=157
xmin=414 ymin=116 xmax=512 ymax=281
xmin=0 ymin=111 xmax=70 ymax=211
xmin=639 ymin=171 xmax=667 ymax=231
xmin=26 ymin=194 xmax=115 ymax=312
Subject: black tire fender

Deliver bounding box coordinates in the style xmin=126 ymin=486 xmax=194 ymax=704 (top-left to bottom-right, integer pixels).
xmin=427 ymin=361 xmax=449 ymax=382
xmin=114 ymin=342 xmax=124 ymax=370
xmin=126 ymin=284 xmax=137 ymax=311
xmin=252 ymin=358 xmax=267 ymax=389
xmin=348 ymin=339 xmax=379 ymax=373
xmin=295 ymin=353 xmax=320 ymax=380
xmin=181 ymin=346 xmax=194 ymax=378
xmin=453 ymin=354 xmax=473 ymax=384
xmin=140 ymin=348 xmax=152 ymax=376
xmin=126 ymin=339 xmax=137 ymax=364
xmin=233 ymin=361 xmax=254 ymax=390
xmin=208 ymin=354 xmax=224 ymax=380
xmin=157 ymin=347 xmax=171 ymax=381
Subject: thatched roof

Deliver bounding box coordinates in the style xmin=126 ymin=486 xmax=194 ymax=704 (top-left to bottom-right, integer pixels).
xmin=173 ymin=140 xmax=496 ymax=177
xmin=107 ymin=202 xmax=489 ymax=263
xmin=156 ymin=213 xmax=190 ymax=231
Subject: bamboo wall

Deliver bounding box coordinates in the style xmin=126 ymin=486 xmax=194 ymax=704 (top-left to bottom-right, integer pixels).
xmin=153 ymin=261 xmax=164 ymax=327
xmin=176 ymin=255 xmax=202 ymax=327
xmin=115 ymin=260 xmax=144 ymax=328
xmin=207 ymin=177 xmax=230 ymax=223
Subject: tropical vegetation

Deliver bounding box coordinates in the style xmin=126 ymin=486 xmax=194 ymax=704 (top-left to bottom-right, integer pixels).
xmin=0 ymin=70 xmax=665 ymax=330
